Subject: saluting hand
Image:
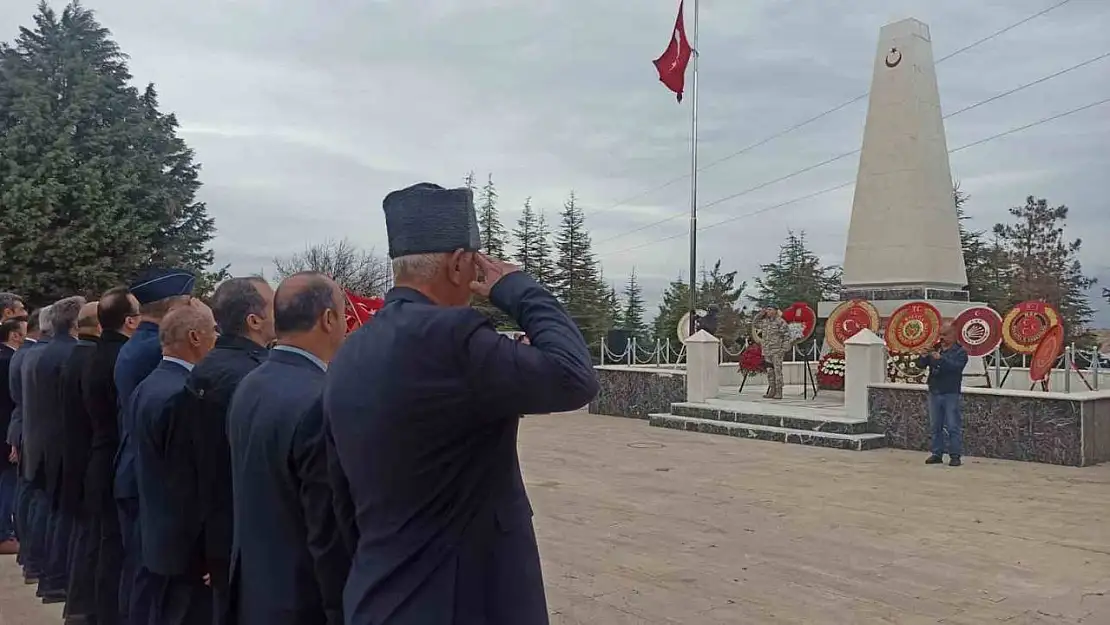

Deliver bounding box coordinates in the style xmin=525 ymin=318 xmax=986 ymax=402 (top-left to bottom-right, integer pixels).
xmin=469 ymin=253 xmax=520 ymax=298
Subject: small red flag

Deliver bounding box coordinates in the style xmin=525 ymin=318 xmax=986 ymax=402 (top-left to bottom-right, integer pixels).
xmin=343 ymin=289 xmax=384 ymax=333
xmin=653 ymin=1 xmax=693 ymax=102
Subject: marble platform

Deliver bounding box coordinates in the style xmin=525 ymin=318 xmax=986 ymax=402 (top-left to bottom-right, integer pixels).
xmin=869 ymin=383 xmax=1110 ymax=466
xmin=648 ymin=386 xmax=887 ymax=452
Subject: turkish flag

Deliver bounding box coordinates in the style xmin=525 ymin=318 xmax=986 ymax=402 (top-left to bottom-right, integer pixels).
xmin=343 ymin=289 xmax=384 ymax=333
xmin=653 ymin=1 xmax=692 ymax=102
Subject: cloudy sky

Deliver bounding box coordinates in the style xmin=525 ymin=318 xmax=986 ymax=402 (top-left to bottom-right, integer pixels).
xmin=4 ymin=0 xmax=1108 ymax=324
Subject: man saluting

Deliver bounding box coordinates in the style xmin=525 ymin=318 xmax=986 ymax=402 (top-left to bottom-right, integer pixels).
xmin=325 ymin=182 xmax=599 ymax=625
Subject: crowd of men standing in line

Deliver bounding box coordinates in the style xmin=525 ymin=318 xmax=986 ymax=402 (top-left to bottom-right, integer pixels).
xmin=0 ymin=181 xmax=602 ymax=625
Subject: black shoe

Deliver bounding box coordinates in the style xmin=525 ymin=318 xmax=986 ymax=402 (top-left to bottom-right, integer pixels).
xmin=925 ymin=455 xmax=943 ymax=465
xmin=949 ymin=456 xmax=962 ymax=467
xmin=40 ymin=590 xmax=66 ymax=605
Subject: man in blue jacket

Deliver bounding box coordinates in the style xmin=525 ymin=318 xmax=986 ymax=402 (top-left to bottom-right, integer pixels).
xmin=114 ymin=268 xmax=194 ymax=623
xmin=326 ymin=182 xmax=599 ymax=625
xmin=917 ymin=323 xmax=969 ymax=467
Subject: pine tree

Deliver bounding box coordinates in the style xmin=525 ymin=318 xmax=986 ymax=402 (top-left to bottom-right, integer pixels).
xmin=955 ymin=184 xmax=1009 ymax=309
xmin=620 ymin=268 xmax=649 ymax=340
xmin=463 ymin=171 xmax=476 ymax=193
xmin=534 ymin=208 xmax=557 ymax=289
xmin=477 ymin=173 xmax=507 ymax=258
xmin=751 ymin=231 xmax=841 ymax=309
xmin=0 ymin=1 xmax=219 ymax=306
xmin=992 ymin=196 xmax=1096 ymax=343
xmin=650 ymin=261 xmax=748 ymax=349
xmin=513 ymin=197 xmax=541 ymax=276
xmin=651 ymin=275 xmax=691 ymax=346
xmin=553 ymin=191 xmax=608 ymax=345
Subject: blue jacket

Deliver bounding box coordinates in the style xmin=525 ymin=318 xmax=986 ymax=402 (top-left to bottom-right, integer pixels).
xmin=227 ymin=348 xmax=349 ymax=625
xmin=917 ymin=343 xmax=968 ymax=395
xmin=132 ymin=359 xmax=196 ymax=576
xmin=6 ymin=338 xmax=38 ymax=449
xmin=325 ymin=272 xmax=598 ymax=625
xmin=114 ymin=321 xmax=162 ymax=500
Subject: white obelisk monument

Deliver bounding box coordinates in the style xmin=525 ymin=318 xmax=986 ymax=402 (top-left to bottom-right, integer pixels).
xmin=820 ymin=18 xmax=976 ymax=320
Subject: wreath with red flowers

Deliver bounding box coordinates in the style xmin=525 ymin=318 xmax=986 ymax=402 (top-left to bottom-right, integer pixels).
xmin=817 ymin=351 xmax=846 ymax=390
xmin=738 ymin=344 xmax=769 ymax=374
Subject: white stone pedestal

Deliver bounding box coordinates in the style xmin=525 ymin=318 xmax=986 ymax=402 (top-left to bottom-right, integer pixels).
xmin=685 ymin=330 xmax=720 ymax=403
xmin=845 ymin=329 xmax=887 ymax=420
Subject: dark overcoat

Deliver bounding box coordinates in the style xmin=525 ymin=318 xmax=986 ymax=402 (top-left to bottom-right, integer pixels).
xmin=132 ymin=359 xmax=199 ymax=576
xmin=81 ymin=330 xmax=129 ymax=516
xmin=227 ymin=348 xmax=349 ymax=625
xmin=6 ymin=338 xmax=38 ymax=450
xmin=23 ymin=334 xmax=77 ymax=495
xmin=324 ymin=272 xmax=598 ymax=625
xmin=59 ymin=335 xmax=99 ymax=515
xmin=114 ymin=321 xmax=162 ymax=501
xmin=0 ymin=344 xmax=16 ymax=462
xmin=178 ymin=334 xmax=267 ymax=582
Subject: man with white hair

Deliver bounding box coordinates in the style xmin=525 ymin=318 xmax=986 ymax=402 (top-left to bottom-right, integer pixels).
xmin=326 ymin=182 xmax=598 ymax=625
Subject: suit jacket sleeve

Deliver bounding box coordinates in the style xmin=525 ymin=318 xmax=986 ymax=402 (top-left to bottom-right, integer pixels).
xmin=323 ymin=416 xmax=357 ymax=557
xmin=7 ymin=354 xmax=21 ymax=448
xmin=462 ymin=272 xmax=599 ymax=416
xmin=293 ymin=400 xmax=350 ymax=625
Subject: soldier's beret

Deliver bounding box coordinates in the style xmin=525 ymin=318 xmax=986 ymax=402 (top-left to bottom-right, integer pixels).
xmin=129 ymin=268 xmax=196 ymax=304
xmin=382 ymin=182 xmax=480 ymax=259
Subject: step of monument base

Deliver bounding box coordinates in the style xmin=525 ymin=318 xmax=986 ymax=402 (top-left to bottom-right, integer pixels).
xmin=672 ymin=401 xmax=869 ymax=435
xmin=649 ymin=414 xmax=887 ymax=451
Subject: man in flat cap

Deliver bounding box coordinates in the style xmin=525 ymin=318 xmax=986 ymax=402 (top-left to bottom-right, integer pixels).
xmin=325 ymin=182 xmax=599 ymax=625
xmin=113 ymin=268 xmax=194 ymax=623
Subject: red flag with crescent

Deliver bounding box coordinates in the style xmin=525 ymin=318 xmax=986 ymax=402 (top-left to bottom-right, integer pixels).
xmin=653 ymin=1 xmax=693 ymax=102
xmin=343 ymin=289 xmax=384 ymax=333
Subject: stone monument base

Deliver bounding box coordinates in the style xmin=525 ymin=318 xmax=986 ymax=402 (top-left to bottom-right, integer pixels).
xmin=818 ymin=285 xmax=982 ymax=319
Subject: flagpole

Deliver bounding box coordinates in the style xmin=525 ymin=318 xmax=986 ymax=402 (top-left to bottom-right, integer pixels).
xmin=687 ymin=0 xmax=700 ymax=336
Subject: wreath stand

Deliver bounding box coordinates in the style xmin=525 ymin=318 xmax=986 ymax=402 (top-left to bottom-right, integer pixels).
xmin=800 ymin=341 xmax=819 ymax=399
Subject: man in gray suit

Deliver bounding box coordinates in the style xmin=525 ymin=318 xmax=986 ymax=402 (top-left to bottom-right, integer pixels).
xmin=24 ymin=297 xmax=85 ymax=604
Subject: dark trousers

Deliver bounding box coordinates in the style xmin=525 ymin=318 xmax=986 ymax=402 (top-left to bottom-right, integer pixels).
xmin=119 ymin=497 xmax=157 ymax=625
xmin=43 ymin=498 xmax=72 ymax=595
xmin=210 ymin=560 xmax=231 ymax=625
xmin=65 ymin=511 xmax=100 ymax=618
xmin=153 ymin=572 xmax=214 ymax=625
xmin=96 ymin=503 xmax=124 ymax=625
xmin=0 ymin=462 xmax=17 ymax=540
xmin=18 ymin=480 xmax=46 ymax=576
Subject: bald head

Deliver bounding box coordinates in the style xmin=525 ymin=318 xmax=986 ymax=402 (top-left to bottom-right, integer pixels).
xmin=274 ymin=272 xmax=343 ymax=335
xmin=160 ymin=301 xmax=218 ymax=363
xmin=78 ymin=301 xmax=101 ymax=335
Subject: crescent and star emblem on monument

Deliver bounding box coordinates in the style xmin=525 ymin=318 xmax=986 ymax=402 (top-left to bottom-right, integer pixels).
xmin=885 ymin=47 xmax=902 ymax=68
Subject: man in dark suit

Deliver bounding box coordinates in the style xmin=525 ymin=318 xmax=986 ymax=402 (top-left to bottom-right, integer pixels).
xmin=83 ymin=287 xmax=141 ymax=625
xmin=172 ymin=276 xmax=274 ymax=623
xmin=133 ymin=303 xmax=217 ymax=625
xmin=24 ymin=296 xmax=86 ymax=604
xmin=9 ymin=307 xmax=46 ymax=584
xmin=0 ymin=317 xmax=27 ymax=556
xmin=325 ymin=183 xmax=599 ymax=625
xmin=0 ymin=292 xmax=28 ymax=322
xmin=114 ymin=268 xmax=194 ymax=622
xmin=58 ymin=301 xmax=102 ymax=622
xmin=227 ymin=272 xmax=349 ymax=625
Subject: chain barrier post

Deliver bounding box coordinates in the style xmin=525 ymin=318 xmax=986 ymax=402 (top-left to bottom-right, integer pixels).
xmin=1064 ymin=344 xmax=1073 ymax=393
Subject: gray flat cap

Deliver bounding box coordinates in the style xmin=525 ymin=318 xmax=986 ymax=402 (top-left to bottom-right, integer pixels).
xmin=383 ymin=182 xmax=481 ymax=259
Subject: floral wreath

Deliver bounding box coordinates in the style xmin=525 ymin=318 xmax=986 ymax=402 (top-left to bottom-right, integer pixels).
xmin=817 ymin=351 xmax=845 ymax=391
xmin=738 ymin=344 xmax=769 ymax=374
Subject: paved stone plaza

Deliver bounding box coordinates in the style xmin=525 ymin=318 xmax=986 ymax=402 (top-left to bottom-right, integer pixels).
xmin=2 ymin=411 xmax=1110 ymax=624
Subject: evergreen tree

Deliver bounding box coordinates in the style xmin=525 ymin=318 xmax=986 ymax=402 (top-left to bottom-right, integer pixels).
xmin=651 ymin=275 xmax=691 ymax=347
xmin=751 ymin=231 xmax=840 ymax=309
xmin=477 ymin=173 xmax=507 ymax=258
xmin=0 ymin=1 xmax=219 ymax=306
xmin=992 ymin=196 xmax=1096 ymax=342
xmin=513 ymin=197 xmax=541 ymax=276
xmin=463 ymin=171 xmax=476 ymax=193
xmin=553 ymin=191 xmax=608 ymax=346
xmin=534 ymin=208 xmax=557 ymax=289
xmin=650 ymin=261 xmax=748 ymax=349
xmin=620 ymin=268 xmax=649 ymax=340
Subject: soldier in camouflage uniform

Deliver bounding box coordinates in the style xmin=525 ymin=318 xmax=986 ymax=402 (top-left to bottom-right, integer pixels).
xmin=754 ymin=307 xmax=791 ymax=399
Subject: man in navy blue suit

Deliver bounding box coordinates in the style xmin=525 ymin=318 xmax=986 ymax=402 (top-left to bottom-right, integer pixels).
xmin=114 ymin=268 xmax=194 ymax=623
xmin=325 ymin=183 xmax=599 ymax=625
xmin=9 ymin=307 xmax=46 ymax=585
xmin=227 ymin=272 xmax=350 ymax=625
xmin=132 ymin=303 xmax=217 ymax=625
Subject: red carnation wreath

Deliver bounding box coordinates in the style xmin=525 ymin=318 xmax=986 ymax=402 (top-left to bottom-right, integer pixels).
xmin=738 ymin=344 xmax=769 ymax=374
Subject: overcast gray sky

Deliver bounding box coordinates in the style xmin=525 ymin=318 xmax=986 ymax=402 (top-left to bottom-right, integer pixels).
xmin=4 ymin=0 xmax=1109 ymax=325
